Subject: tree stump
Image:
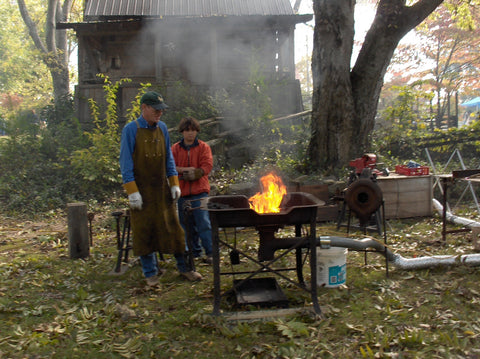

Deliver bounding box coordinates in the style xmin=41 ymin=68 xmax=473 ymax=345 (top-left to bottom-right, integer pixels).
xmin=67 ymin=203 xmax=90 ymax=259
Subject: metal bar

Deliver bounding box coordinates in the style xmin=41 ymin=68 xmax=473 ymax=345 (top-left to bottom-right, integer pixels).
xmin=123 ymin=213 xmax=131 ymax=263
xmin=309 ymin=206 xmax=321 ymax=315
xmin=211 ymin=215 xmax=221 ymax=315
xmin=183 ymin=202 xmax=196 ymax=272
xmin=441 ymin=177 xmax=449 ymax=243
xmin=382 ymin=200 xmax=389 ymax=277
xmin=444 ymin=228 xmax=472 ymax=234
xmin=218 ymin=236 xmax=310 ymax=292
xmin=219 ymin=268 xmax=297 ymax=276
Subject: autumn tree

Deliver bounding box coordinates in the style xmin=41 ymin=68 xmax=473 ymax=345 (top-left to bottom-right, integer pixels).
xmin=16 ymin=0 xmax=76 ymax=109
xmin=409 ymin=4 xmax=480 ymax=128
xmin=0 ymin=1 xmax=52 ymax=110
xmin=308 ymin=0 xmax=448 ymax=171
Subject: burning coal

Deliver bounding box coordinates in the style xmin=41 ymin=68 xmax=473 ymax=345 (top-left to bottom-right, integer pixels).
xmin=248 ymin=172 xmax=287 ymax=213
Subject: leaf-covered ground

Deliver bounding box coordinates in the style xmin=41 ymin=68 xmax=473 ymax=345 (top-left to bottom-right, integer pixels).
xmin=0 ymin=209 xmax=479 ymax=358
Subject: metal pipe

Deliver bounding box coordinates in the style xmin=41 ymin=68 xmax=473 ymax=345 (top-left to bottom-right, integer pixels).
xmin=318 ymin=236 xmax=480 ymax=270
xmin=432 ymin=198 xmax=480 ymax=228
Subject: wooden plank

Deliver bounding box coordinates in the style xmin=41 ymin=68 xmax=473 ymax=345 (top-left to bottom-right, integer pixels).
xmin=377 ymin=175 xmax=433 ymax=219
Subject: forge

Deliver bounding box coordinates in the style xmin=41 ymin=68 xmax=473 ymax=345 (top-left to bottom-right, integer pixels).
xmin=205 ymin=192 xmax=324 ymax=315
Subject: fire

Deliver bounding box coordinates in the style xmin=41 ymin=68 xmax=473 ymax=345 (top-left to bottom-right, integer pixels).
xmin=249 ymin=173 xmax=287 ymax=213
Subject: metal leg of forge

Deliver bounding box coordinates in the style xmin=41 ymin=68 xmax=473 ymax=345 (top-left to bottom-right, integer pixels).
xmin=210 ymin=208 xmax=321 ymax=316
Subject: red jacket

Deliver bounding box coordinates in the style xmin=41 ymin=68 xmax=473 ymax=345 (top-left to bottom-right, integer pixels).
xmin=172 ymin=138 xmax=213 ymax=197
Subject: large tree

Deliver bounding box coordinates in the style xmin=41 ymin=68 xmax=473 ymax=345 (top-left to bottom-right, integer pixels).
xmin=16 ymin=0 xmax=74 ymax=108
xmin=308 ymin=0 xmax=445 ymax=171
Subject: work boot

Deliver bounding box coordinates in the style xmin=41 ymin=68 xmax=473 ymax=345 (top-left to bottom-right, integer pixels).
xmin=202 ymin=256 xmax=213 ymax=265
xmin=181 ymin=270 xmax=203 ymax=282
xmin=157 ymin=267 xmax=167 ymax=276
xmin=145 ymin=275 xmax=160 ymax=287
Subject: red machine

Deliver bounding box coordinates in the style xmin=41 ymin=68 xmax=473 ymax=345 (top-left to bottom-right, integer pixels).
xmin=349 ymin=153 xmax=386 ymax=177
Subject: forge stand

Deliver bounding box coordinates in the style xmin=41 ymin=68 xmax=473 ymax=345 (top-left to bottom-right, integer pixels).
xmin=206 ymin=193 xmax=323 ymax=316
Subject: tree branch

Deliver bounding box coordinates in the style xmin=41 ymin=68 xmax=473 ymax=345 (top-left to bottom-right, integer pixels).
xmin=46 ymin=0 xmax=58 ymax=53
xmin=16 ymin=0 xmax=48 ymax=54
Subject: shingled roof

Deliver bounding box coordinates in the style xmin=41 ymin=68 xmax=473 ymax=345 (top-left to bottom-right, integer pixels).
xmin=84 ymin=0 xmax=296 ymax=19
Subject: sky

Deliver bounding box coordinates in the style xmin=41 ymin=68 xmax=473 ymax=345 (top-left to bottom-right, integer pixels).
xmin=293 ymin=1 xmax=420 ymax=75
xmin=293 ymin=1 xmax=377 ymax=63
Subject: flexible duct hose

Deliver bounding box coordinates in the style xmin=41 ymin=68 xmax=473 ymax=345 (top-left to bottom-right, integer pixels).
xmin=318 ymin=236 xmax=480 ymax=270
xmin=432 ymin=198 xmax=480 ymax=228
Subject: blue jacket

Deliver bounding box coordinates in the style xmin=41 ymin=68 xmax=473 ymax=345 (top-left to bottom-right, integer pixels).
xmin=120 ymin=116 xmax=178 ymax=184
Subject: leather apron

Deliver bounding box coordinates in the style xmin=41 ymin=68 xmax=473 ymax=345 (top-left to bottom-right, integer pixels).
xmin=130 ymin=120 xmax=185 ymax=256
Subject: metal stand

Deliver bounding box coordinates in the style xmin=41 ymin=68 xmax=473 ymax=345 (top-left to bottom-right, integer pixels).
xmin=439 ymin=175 xmax=473 ymax=243
xmin=337 ymin=199 xmax=384 ymax=235
xmin=210 ymin=210 xmax=320 ymax=316
xmin=336 ymin=197 xmax=389 ymax=277
xmin=112 ymin=210 xmax=132 ymax=273
xmin=111 ymin=209 xmax=165 ymax=273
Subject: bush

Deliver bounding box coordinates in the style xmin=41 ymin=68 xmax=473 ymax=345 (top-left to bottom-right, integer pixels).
xmin=0 ymin=96 xmax=88 ymax=214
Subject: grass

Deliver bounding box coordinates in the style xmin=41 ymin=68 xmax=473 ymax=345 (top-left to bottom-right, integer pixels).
xmin=1 ymin=209 xmax=480 ymax=358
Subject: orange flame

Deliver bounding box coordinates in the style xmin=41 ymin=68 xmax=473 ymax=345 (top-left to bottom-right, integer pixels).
xmin=249 ymin=173 xmax=287 ymax=213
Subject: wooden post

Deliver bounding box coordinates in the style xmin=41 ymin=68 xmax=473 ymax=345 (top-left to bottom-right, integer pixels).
xmin=472 ymin=226 xmax=480 ymax=252
xmin=67 ymin=203 xmax=90 ymax=259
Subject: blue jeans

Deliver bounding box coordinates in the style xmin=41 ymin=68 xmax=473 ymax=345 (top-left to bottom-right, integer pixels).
xmin=178 ymin=193 xmax=212 ymax=257
xmin=140 ymin=252 xmax=191 ymax=275
xmin=139 ymin=253 xmax=159 ymax=278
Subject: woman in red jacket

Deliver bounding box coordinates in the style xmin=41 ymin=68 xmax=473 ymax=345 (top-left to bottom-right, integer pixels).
xmin=172 ymin=117 xmax=214 ymax=266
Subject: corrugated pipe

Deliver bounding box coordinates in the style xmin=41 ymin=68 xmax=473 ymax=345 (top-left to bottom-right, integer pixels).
xmin=432 ymin=198 xmax=480 ymax=228
xmin=318 ymin=236 xmax=480 ymax=270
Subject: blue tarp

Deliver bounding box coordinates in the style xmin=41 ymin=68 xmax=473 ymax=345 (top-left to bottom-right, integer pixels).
xmin=460 ymin=97 xmax=480 ymax=107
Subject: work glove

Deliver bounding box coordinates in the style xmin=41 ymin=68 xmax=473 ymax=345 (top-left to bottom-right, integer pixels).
xmin=171 ymin=185 xmax=181 ymax=201
xmin=183 ymin=168 xmax=204 ymax=181
xmin=128 ymin=192 xmax=143 ymax=210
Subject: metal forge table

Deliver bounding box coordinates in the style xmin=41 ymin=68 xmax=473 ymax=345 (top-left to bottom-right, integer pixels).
xmin=205 ymin=193 xmax=324 ymax=316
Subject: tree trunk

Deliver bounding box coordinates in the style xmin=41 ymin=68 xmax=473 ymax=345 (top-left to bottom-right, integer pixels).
xmin=309 ymin=0 xmax=444 ymax=172
xmin=309 ymin=0 xmax=356 ymax=171
xmin=17 ymin=0 xmax=71 ymax=108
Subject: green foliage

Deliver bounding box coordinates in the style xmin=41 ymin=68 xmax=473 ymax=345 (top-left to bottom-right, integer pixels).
xmin=0 ymin=94 xmax=90 ymax=214
xmin=275 ymin=319 xmax=310 ymax=339
xmin=70 ymin=76 xmax=130 ymax=197
xmin=374 ymin=102 xmax=426 ymax=159
xmin=125 ymin=83 xmax=151 ymax=123
xmin=373 ymin=118 xmax=480 ymax=167
xmin=444 ymin=1 xmax=480 ymax=30
xmin=372 ymin=84 xmax=480 ymax=166
xmin=0 ymin=1 xmax=52 ymax=108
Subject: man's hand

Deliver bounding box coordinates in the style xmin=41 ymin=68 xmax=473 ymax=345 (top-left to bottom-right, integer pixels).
xmin=171 ymin=186 xmax=181 ymax=201
xmin=128 ymin=192 xmax=143 ymax=210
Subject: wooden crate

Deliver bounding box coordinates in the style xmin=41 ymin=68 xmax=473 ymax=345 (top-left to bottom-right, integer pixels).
xmin=376 ymin=175 xmax=433 ymax=219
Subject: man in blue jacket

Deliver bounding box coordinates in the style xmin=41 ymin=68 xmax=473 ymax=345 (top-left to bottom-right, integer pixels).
xmin=120 ymin=91 xmax=202 ymax=286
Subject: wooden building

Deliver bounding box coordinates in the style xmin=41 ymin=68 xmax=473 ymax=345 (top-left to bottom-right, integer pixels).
xmin=62 ymin=0 xmax=312 ymax=124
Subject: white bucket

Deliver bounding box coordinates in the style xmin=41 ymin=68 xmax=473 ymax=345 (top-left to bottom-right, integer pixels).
xmin=316 ymin=247 xmax=347 ymax=288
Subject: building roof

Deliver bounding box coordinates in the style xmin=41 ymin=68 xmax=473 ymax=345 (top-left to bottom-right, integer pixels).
xmin=84 ymin=0 xmax=296 ymax=19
